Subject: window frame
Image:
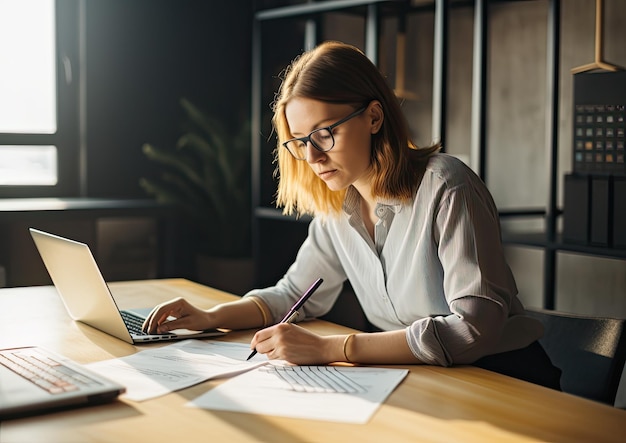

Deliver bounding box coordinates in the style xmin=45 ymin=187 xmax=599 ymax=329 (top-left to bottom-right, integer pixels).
xmin=0 ymin=0 xmax=81 ymax=198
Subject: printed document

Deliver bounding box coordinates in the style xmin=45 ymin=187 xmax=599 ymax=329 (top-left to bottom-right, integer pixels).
xmin=87 ymin=340 xmax=267 ymax=401
xmin=187 ymin=364 xmax=409 ymax=423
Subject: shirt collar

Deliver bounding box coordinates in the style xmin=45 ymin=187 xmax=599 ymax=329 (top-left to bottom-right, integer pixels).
xmin=342 ymin=186 xmax=404 ymax=216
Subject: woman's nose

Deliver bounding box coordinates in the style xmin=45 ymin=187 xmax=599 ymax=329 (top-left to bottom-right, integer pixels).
xmin=306 ymin=141 xmax=324 ymax=163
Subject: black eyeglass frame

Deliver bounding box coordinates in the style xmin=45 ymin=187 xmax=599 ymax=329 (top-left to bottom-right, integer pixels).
xmin=282 ymin=106 xmax=367 ymax=160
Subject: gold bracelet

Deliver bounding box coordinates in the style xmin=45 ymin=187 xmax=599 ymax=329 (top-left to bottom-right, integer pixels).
xmin=342 ymin=333 xmax=356 ymax=363
xmin=248 ymin=297 xmax=269 ymax=327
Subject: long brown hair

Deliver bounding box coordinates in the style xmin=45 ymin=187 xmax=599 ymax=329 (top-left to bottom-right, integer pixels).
xmin=272 ymin=41 xmax=439 ymax=218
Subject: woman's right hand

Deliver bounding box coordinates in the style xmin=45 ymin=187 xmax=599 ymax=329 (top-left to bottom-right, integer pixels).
xmin=142 ymin=297 xmax=214 ymax=334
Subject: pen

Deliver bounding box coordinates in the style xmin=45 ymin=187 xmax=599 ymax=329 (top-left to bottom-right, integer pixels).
xmin=246 ymin=277 xmax=323 ymax=361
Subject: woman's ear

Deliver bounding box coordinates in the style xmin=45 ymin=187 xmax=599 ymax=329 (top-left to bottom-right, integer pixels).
xmin=368 ymin=101 xmax=384 ymax=134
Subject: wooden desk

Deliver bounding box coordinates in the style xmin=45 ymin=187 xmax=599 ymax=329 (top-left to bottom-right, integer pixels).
xmin=1 ymin=279 xmax=625 ymax=442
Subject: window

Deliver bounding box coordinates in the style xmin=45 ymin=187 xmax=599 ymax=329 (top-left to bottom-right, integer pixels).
xmin=0 ymin=0 xmax=80 ymax=197
xmin=0 ymin=146 xmax=57 ymax=185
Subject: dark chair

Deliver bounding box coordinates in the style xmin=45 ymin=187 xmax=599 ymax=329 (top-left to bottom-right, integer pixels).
xmin=526 ymin=308 xmax=626 ymax=407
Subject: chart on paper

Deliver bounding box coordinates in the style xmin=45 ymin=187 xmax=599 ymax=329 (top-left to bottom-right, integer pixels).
xmin=262 ymin=365 xmax=367 ymax=393
xmin=187 ymin=364 xmax=409 ymax=423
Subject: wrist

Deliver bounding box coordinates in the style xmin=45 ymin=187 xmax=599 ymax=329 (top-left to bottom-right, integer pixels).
xmin=203 ymin=310 xmax=219 ymax=329
xmin=247 ymin=296 xmax=270 ymax=327
xmin=325 ymin=334 xmax=357 ymax=363
xmin=342 ymin=333 xmax=356 ymax=363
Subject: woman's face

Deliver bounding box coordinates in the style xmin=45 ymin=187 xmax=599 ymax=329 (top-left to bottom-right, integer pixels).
xmin=284 ymin=98 xmax=380 ymax=192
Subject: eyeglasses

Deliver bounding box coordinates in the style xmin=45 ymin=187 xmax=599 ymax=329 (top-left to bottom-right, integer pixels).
xmin=282 ymin=107 xmax=367 ymax=160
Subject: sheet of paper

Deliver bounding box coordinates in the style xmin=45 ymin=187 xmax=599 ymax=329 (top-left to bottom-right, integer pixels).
xmin=187 ymin=364 xmax=408 ymax=424
xmin=86 ymin=340 xmax=267 ymax=401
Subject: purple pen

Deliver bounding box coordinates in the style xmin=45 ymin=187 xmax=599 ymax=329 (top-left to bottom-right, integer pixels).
xmin=246 ymin=277 xmax=323 ymax=360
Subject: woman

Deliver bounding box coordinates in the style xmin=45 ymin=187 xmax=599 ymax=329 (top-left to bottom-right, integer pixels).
xmin=143 ymin=41 xmax=560 ymax=389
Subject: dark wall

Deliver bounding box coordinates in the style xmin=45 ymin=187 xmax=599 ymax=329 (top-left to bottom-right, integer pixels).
xmin=85 ymin=0 xmax=253 ymax=198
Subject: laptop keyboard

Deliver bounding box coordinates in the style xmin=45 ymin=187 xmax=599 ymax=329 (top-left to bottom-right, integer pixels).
xmin=120 ymin=311 xmax=147 ymax=335
xmin=0 ymin=347 xmax=102 ymax=395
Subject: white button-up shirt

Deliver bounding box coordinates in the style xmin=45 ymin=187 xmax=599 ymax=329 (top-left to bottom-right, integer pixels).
xmin=245 ymin=154 xmax=542 ymax=365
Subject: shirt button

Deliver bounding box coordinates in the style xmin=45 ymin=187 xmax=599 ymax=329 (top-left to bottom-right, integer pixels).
xmin=376 ymin=207 xmax=385 ymax=216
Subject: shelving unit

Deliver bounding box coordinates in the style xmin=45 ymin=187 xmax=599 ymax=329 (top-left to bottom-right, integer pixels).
xmin=250 ymin=0 xmax=626 ymax=311
xmin=495 ymin=0 xmax=626 ymax=309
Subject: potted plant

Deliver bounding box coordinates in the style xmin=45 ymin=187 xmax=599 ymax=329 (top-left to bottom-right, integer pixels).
xmin=140 ymin=97 xmax=253 ymax=294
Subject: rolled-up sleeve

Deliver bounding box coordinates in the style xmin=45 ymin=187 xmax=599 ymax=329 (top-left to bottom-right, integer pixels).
xmin=405 ymin=172 xmax=519 ymax=365
xmin=406 ymin=297 xmax=507 ymax=366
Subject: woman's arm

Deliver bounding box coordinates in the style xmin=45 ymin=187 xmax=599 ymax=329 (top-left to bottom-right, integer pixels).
xmin=143 ymin=295 xmax=422 ymax=366
xmin=340 ymin=329 xmax=424 ymax=364
xmin=142 ymin=296 xmax=270 ymax=334
xmin=250 ymin=323 xmax=423 ymax=365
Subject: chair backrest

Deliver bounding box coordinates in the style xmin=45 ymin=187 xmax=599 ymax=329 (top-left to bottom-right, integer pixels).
xmin=526 ymin=308 xmax=626 ymax=406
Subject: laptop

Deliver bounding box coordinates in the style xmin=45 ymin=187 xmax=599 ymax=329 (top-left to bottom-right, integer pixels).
xmin=29 ymin=228 xmax=226 ymax=344
xmin=0 ymin=345 xmax=125 ymax=419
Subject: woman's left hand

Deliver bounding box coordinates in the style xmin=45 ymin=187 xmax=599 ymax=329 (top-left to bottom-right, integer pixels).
xmin=250 ymin=323 xmax=339 ymax=365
